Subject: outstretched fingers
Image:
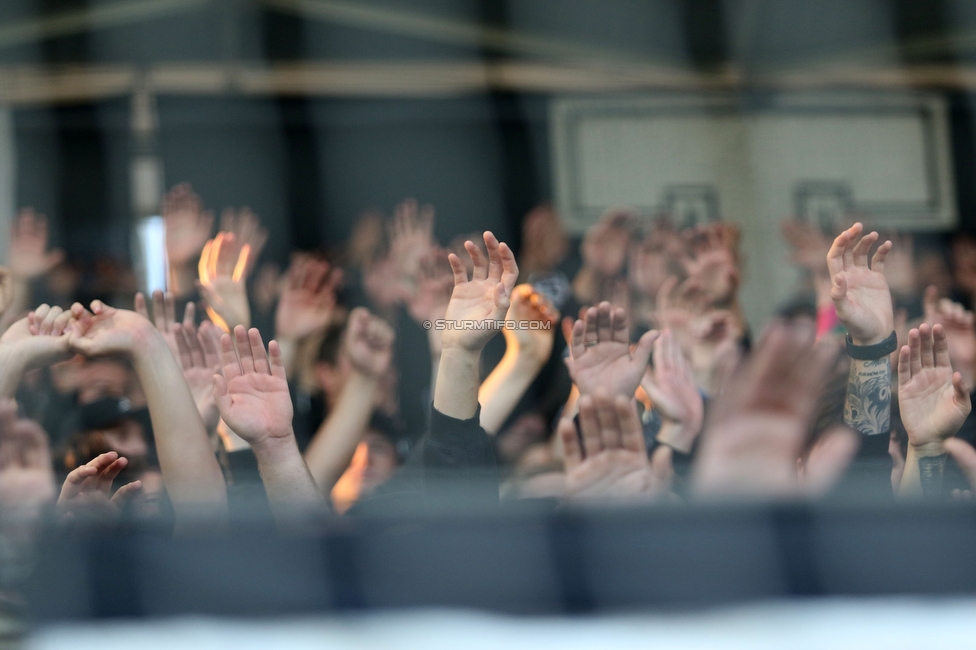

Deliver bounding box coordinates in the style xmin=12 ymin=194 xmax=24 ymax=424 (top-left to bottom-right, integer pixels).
xmin=248 ymin=328 xmax=271 ymax=375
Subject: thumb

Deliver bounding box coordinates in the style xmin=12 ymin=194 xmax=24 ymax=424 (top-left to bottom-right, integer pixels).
xmin=830 ymin=274 xmax=847 ymax=302
xmin=803 ymin=426 xmax=859 ymax=496
xmin=633 ymin=329 xmax=659 ymax=367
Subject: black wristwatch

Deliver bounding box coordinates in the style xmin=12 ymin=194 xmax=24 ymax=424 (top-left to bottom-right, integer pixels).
xmin=845 ymin=331 xmax=898 ymax=360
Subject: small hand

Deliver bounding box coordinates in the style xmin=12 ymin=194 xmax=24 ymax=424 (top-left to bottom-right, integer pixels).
xmin=67 ymin=301 xmax=156 ymax=357
xmin=641 ymin=328 xmax=704 ymax=452
xmin=679 ymin=223 xmax=741 ymax=306
xmin=134 ymin=290 xmax=186 ymax=361
xmin=163 ymin=183 xmax=213 ymax=267
xmin=388 ymin=198 xmax=435 ymax=289
xmin=198 ymin=232 xmax=251 ymax=332
xmin=441 ymin=231 xmax=519 ymax=353
xmin=173 ymin=318 xmax=224 ymax=430
xmin=923 ymin=286 xmax=976 ymax=381
xmin=274 ymin=254 xmax=342 ymax=341
xmin=344 ymin=307 xmax=395 ymax=379
xmin=781 ymin=219 xmax=832 ymax=275
xmin=213 ymin=326 xmax=293 ymax=448
xmin=0 ymin=304 xmax=76 ymax=368
xmin=581 ymin=209 xmax=634 ymax=277
xmin=8 ymin=208 xmax=64 ymax=280
xmin=565 ymin=301 xmax=658 ymax=398
xmin=897 ymin=323 xmax=972 ymax=452
xmin=57 ymin=451 xmax=142 ymax=522
xmin=503 ymin=285 xmax=558 ymax=366
xmin=826 ymin=222 xmax=894 ymax=345
xmin=220 ymin=207 xmax=267 ymax=278
xmin=558 ymin=390 xmax=670 ymax=501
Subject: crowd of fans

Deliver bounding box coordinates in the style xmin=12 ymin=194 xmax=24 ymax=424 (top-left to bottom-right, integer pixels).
xmin=2 ymin=184 xmax=976 ymax=536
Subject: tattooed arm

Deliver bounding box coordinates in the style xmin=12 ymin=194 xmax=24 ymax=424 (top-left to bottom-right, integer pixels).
xmin=844 ymin=357 xmax=891 ymax=437
xmin=828 ymin=224 xmax=896 ymax=496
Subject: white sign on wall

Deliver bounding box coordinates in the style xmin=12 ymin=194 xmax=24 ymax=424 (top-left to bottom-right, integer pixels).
xmin=550 ymin=91 xmax=956 ymax=326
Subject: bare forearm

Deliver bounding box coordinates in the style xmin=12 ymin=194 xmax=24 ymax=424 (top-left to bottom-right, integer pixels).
xmin=844 ymin=357 xmax=891 ymax=437
xmin=434 ymin=346 xmax=481 ymax=420
xmin=130 ymin=331 xmax=228 ymax=523
xmin=478 ymin=349 xmax=544 ymax=434
xmin=304 ymin=372 xmax=377 ymax=492
xmin=252 ymin=435 xmax=326 ymax=523
xmin=0 ymin=346 xmax=28 ymax=398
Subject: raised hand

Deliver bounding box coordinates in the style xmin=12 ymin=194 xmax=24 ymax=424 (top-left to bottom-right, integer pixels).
xmin=0 ymin=399 xmax=56 ymax=508
xmin=441 ymin=231 xmax=519 ymax=353
xmin=641 ymin=328 xmax=704 ymax=453
xmin=581 ymin=209 xmax=634 ymax=277
xmin=0 ymin=305 xmax=76 ymax=399
xmin=67 ymin=301 xmax=155 ymax=357
xmin=679 ymin=223 xmax=741 ymax=306
xmin=134 ymin=290 xmax=189 ymax=361
xmin=693 ymin=320 xmax=858 ymax=499
xmin=923 ymin=286 xmax=976 ymax=385
xmin=173 ymin=319 xmax=223 ymax=430
xmin=388 ymin=198 xmax=435 ymax=290
xmin=503 ymin=284 xmax=558 ymax=365
xmin=781 ymin=218 xmax=832 ymax=275
xmin=344 ymin=307 xmax=395 ymax=380
xmin=163 ymin=183 xmax=213 ymax=268
xmin=897 ymin=324 xmax=971 ymax=453
xmin=558 ymin=390 xmax=671 ymax=501
xmin=275 ymin=254 xmax=342 ymax=342
xmin=220 ymin=207 xmax=267 ymax=278
xmin=8 ymin=208 xmax=64 ymax=280
xmin=213 ymin=326 xmax=293 ymax=448
xmin=565 ymin=301 xmax=658 ymax=398
xmin=57 ymin=451 xmax=142 ymax=523
xmin=198 ymin=232 xmax=251 ymax=332
xmin=827 ymin=222 xmax=893 ymax=345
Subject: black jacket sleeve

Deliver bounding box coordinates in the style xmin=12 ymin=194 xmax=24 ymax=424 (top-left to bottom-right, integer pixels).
xmin=422 ymin=406 xmax=499 ymax=505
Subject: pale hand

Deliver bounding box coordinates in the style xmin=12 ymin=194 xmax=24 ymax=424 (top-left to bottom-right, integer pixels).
xmin=441 ymin=231 xmax=519 ymax=353
xmin=503 ymin=284 xmax=558 ymax=365
xmin=344 ymin=307 xmax=394 ymax=379
xmin=826 ymin=223 xmax=894 ymax=344
xmin=9 ymin=208 xmax=64 ymax=280
xmin=897 ymin=324 xmax=972 ymax=451
xmin=565 ymin=301 xmax=657 ymax=398
xmin=559 ymin=391 xmax=668 ymax=501
xmin=163 ymin=183 xmax=213 ymax=267
xmin=213 ymin=326 xmax=293 ymax=448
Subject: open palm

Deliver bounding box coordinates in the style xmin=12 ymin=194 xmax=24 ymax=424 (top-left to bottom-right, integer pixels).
xmin=441 ymin=231 xmax=518 ymax=352
xmin=566 ymin=301 xmax=657 ymax=397
xmin=898 ymin=324 xmax=971 ymax=449
xmin=214 ymin=326 xmax=293 ymax=447
xmin=827 ymin=223 xmax=893 ymax=344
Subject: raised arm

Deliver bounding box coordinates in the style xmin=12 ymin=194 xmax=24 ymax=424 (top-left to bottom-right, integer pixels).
xmin=434 ymin=231 xmax=519 ymax=419
xmin=214 ymin=326 xmax=324 ymax=524
xmin=303 ymin=307 xmax=394 ymax=494
xmin=69 ymin=302 xmax=227 ymax=532
xmin=896 ymin=324 xmax=972 ymax=500
xmin=478 ymin=284 xmax=557 ymax=434
xmin=198 ymin=232 xmax=251 ymax=333
xmin=827 ymin=223 xmax=895 ymax=438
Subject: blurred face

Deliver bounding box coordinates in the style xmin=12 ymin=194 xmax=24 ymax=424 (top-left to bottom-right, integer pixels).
xmin=360 ymin=430 xmax=398 ymax=494
xmin=313 ymin=356 xmax=353 ymax=406
xmin=78 ymin=360 xmax=137 ymax=405
xmin=96 ymin=420 xmax=149 ymax=462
